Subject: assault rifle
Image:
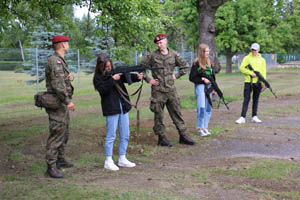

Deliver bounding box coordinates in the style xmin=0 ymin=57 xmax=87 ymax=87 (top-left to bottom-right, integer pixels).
xmin=199 ymin=70 xmax=230 ymax=110
xmin=246 ymin=64 xmax=277 ymax=98
xmin=109 ymin=65 xmax=163 ymax=85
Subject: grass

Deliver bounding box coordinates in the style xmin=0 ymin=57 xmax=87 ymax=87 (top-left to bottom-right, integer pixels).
xmin=2 ymin=68 xmax=300 ymax=199
xmin=0 ymin=126 xmax=47 ymax=140
xmin=1 ymin=182 xmax=188 ymax=200
xmin=222 ymin=158 xmax=300 ymax=181
xmin=76 ymin=153 xmax=106 ymax=168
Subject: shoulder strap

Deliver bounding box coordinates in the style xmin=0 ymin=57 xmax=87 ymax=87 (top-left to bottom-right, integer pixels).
xmin=115 ymin=80 xmax=144 ymax=109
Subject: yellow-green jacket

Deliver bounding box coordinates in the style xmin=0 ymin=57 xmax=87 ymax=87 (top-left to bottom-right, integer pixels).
xmin=240 ymin=53 xmax=266 ymax=83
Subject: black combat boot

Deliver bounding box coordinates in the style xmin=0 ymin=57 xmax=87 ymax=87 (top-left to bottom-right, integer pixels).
xmin=158 ymin=135 xmax=173 ymax=147
xmin=56 ymin=158 xmax=74 ymax=169
xmin=47 ymin=166 xmax=64 ymax=178
xmin=179 ymin=134 xmax=195 ymax=145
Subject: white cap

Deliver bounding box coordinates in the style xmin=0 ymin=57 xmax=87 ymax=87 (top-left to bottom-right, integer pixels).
xmin=251 ymin=43 xmax=260 ymax=50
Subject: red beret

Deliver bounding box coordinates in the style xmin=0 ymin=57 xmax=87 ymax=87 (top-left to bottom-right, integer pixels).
xmin=52 ymin=35 xmax=70 ymax=44
xmin=154 ymin=34 xmax=166 ymax=43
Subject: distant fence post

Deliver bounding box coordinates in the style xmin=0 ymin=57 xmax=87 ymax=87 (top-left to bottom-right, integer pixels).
xmin=191 ymin=51 xmax=193 ymax=67
xmin=135 ymin=50 xmax=138 ymax=65
xmin=77 ymin=49 xmax=80 ymax=91
xmin=36 ymin=48 xmax=39 ymax=92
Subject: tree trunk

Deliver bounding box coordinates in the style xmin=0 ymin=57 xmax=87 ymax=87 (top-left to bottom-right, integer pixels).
xmin=196 ymin=0 xmax=228 ymax=73
xmin=225 ymin=51 xmax=235 ymax=74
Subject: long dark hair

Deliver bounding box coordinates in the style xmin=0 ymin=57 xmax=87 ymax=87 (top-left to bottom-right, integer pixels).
xmin=94 ymin=54 xmax=113 ymax=74
xmin=93 ymin=53 xmax=113 ymax=89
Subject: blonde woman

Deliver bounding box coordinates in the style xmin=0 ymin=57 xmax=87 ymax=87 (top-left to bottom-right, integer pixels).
xmin=189 ymin=44 xmax=216 ymax=136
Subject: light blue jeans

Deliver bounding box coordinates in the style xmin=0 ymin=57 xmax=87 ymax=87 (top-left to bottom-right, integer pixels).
xmin=195 ymin=84 xmax=212 ymax=129
xmin=105 ymin=103 xmax=130 ymax=157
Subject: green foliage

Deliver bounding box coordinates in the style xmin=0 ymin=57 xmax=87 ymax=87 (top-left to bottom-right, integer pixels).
xmin=89 ymin=0 xmax=168 ymax=62
xmin=162 ymin=0 xmax=198 ymax=49
xmin=215 ymin=0 xmax=299 ymax=54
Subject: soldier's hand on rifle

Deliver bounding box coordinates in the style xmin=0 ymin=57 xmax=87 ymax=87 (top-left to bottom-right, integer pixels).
xmin=67 ymin=102 xmax=75 ymax=111
xmin=202 ymin=77 xmax=211 ymax=84
xmin=68 ymin=73 xmax=74 ymax=82
xmin=112 ymin=73 xmax=122 ymax=80
xmin=261 ymin=83 xmax=266 ymax=90
xmin=150 ymin=79 xmax=159 ymax=86
xmin=212 ymin=90 xmax=217 ymax=95
xmin=251 ymin=73 xmax=257 ymax=78
xmin=137 ymin=73 xmax=143 ymax=80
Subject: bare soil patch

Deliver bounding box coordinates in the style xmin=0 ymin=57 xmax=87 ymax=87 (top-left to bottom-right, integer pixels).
xmin=1 ymin=82 xmax=300 ymax=199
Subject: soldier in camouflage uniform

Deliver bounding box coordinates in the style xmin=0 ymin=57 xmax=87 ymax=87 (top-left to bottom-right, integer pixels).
xmin=141 ymin=34 xmax=195 ymax=147
xmin=45 ymin=35 xmax=75 ymax=178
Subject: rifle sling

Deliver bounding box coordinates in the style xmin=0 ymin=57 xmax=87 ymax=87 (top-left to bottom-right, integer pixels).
xmin=115 ymin=80 xmax=144 ymax=109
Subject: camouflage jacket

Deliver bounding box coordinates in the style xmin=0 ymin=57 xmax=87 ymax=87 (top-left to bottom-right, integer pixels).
xmin=45 ymin=53 xmax=73 ymax=105
xmin=141 ymin=49 xmax=189 ymax=92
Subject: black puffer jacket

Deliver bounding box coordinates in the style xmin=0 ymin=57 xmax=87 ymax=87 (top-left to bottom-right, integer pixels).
xmin=93 ymin=72 xmax=140 ymax=116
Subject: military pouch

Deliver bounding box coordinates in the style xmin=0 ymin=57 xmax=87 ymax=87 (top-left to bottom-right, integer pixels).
xmin=149 ymin=98 xmax=161 ymax=113
xmin=34 ymin=92 xmax=61 ymax=110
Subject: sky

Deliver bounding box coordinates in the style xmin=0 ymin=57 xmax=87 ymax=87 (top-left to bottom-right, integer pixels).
xmin=74 ymin=6 xmax=96 ymax=19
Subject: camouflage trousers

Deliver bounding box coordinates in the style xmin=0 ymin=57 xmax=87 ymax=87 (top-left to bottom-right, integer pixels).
xmin=45 ymin=105 xmax=70 ymax=167
xmin=149 ymin=89 xmax=187 ymax=137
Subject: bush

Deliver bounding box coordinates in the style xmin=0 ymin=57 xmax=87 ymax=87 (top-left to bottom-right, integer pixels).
xmin=277 ymin=54 xmax=285 ymax=64
xmin=14 ymin=65 xmax=24 ymax=73
xmin=0 ymin=62 xmax=22 ymax=71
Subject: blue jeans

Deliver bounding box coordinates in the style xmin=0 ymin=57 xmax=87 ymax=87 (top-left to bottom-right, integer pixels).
xmin=195 ymin=84 xmax=212 ymax=129
xmin=105 ymin=103 xmax=130 ymax=157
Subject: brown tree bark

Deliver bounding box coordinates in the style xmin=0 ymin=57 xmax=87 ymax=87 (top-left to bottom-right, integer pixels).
xmin=225 ymin=50 xmax=235 ymax=74
xmin=196 ymin=0 xmax=227 ymax=73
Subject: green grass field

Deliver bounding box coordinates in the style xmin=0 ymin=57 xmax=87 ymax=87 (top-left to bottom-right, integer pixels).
xmin=1 ymin=68 xmax=300 ymax=200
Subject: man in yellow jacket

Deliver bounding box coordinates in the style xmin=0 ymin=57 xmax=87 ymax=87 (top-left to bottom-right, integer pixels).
xmin=236 ymin=43 xmax=266 ymax=124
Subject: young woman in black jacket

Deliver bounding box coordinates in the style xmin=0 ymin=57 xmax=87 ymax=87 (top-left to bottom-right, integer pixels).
xmin=189 ymin=44 xmax=216 ymax=137
xmin=93 ymin=54 xmax=143 ymax=171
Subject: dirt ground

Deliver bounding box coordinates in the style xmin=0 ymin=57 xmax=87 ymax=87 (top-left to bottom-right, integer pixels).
xmin=1 ymin=75 xmax=300 ymax=199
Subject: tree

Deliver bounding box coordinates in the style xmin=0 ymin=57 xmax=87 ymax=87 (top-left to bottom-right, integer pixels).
xmin=162 ymin=0 xmax=198 ymax=52
xmin=215 ymin=0 xmax=296 ymax=73
xmin=281 ymin=0 xmax=300 ymax=53
xmin=0 ymin=0 xmax=81 ymax=48
xmin=196 ymin=0 xmax=228 ymax=73
xmin=88 ymin=0 xmax=167 ymax=63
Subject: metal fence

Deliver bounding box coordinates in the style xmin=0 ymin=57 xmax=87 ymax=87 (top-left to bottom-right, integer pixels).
xmin=2 ymin=48 xmax=298 ymax=93
xmin=233 ymin=53 xmax=278 ymax=71
xmin=0 ymin=48 xmax=199 ymax=92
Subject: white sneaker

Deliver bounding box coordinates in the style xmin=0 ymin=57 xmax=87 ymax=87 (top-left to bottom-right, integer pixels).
xmin=235 ymin=117 xmax=246 ymax=124
xmin=104 ymin=160 xmax=119 ymax=171
xmin=197 ymin=129 xmax=208 ymax=137
xmin=118 ymin=157 xmax=136 ymax=168
xmin=204 ymin=129 xmax=211 ymax=135
xmin=251 ymin=116 xmax=262 ymax=123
